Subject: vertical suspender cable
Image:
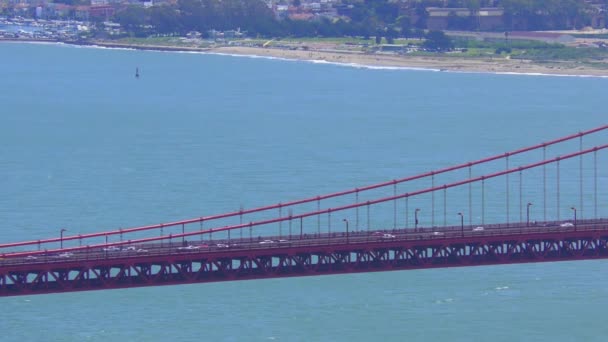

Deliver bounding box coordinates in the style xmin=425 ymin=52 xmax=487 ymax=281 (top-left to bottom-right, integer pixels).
xmin=317 ymin=198 xmax=321 ymax=235
xmin=200 ymin=218 xmax=204 ymax=243
xmin=519 ymin=170 xmax=523 ymax=223
xmin=557 ymin=158 xmax=561 ymax=221
xmin=328 ymin=210 xmax=331 ymax=237
xmin=289 ymin=209 xmax=293 ymax=237
xmin=594 ymin=149 xmax=598 ymax=219
xmin=239 ymin=206 xmax=243 ymax=240
xmin=579 ymin=135 xmax=583 ymax=220
xmin=482 ymin=177 xmax=485 ymax=225
xmin=405 ymin=195 xmax=409 ymax=228
xmin=367 ymin=203 xmax=370 ymax=233
xmin=469 ymin=165 xmax=472 ymax=226
xmin=279 ymin=204 xmax=282 ymax=237
xmin=431 ymin=173 xmax=435 ymax=227
xmin=506 ymin=154 xmax=510 ymax=225
xmin=393 ymin=182 xmax=397 ymax=229
xmin=443 ymin=187 xmax=447 ymax=226
xmin=355 ymin=190 xmax=359 ymax=231
xmin=543 ymin=145 xmax=547 ymax=221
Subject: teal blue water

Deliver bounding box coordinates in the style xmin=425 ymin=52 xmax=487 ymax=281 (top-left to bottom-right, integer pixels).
xmin=1 ymin=42 xmax=607 ymax=341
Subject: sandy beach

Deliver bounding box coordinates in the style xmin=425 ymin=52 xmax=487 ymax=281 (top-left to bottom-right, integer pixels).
xmin=210 ymin=45 xmax=608 ymax=77
xmin=3 ymin=38 xmax=608 ymax=76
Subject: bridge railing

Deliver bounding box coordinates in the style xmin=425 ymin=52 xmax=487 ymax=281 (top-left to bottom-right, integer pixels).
xmin=2 ymin=219 xmax=608 ymax=268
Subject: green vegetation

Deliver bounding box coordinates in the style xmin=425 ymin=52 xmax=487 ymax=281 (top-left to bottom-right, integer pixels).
xmin=111 ymin=0 xmax=606 ymax=40
xmin=102 ymin=0 xmax=608 ymax=64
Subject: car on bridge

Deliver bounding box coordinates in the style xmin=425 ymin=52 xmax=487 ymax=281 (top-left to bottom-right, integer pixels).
xmin=472 ymin=226 xmax=484 ymax=232
xmin=560 ymin=222 xmax=574 ymax=227
xmin=382 ymin=234 xmax=396 ymax=239
xmin=177 ymin=245 xmax=200 ymax=252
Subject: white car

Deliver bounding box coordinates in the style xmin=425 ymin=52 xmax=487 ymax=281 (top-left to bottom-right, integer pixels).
xmin=382 ymin=234 xmax=396 ymax=239
xmin=177 ymin=245 xmax=200 ymax=251
xmin=432 ymin=232 xmax=445 ymax=236
xmin=25 ymin=255 xmax=38 ymax=260
xmin=259 ymin=240 xmax=275 ymax=245
xmin=560 ymin=222 xmax=574 ymax=227
xmin=216 ymin=243 xmax=229 ymax=248
xmin=472 ymin=226 xmax=484 ymax=232
xmin=103 ymin=246 xmax=121 ymax=252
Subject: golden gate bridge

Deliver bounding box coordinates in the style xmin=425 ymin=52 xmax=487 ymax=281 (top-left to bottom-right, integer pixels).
xmin=1 ymin=125 xmax=607 ymax=296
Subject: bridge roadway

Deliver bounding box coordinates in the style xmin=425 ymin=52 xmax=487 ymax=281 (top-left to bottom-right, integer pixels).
xmin=1 ymin=218 xmax=608 ymax=296
xmin=0 ymin=218 xmax=605 ymax=264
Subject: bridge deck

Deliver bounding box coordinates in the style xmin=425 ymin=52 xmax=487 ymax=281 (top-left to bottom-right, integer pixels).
xmin=2 ymin=219 xmax=607 ymax=296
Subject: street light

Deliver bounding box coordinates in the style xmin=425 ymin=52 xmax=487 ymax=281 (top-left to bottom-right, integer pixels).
xmin=571 ymin=207 xmax=577 ymax=231
xmin=458 ymin=212 xmax=464 ymax=238
xmin=343 ymin=219 xmax=349 ymax=244
xmin=60 ymin=228 xmax=67 ymax=249
xmin=526 ymin=202 xmax=533 ymax=226
xmin=414 ymin=208 xmax=420 ymax=231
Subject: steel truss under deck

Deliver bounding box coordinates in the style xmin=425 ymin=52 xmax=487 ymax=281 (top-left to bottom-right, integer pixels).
xmin=2 ymin=230 xmax=608 ymax=296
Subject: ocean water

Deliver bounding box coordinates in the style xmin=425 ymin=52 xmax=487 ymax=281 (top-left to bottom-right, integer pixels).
xmin=0 ymin=42 xmax=607 ymax=341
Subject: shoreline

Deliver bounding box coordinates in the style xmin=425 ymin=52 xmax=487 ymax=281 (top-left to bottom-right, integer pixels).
xmin=3 ymin=38 xmax=608 ymax=77
xmin=209 ymin=45 xmax=608 ymax=77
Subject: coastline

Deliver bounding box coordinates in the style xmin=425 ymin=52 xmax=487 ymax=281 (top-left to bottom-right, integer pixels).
xmin=3 ymin=38 xmax=608 ymax=77
xmin=210 ymin=45 xmax=608 ymax=77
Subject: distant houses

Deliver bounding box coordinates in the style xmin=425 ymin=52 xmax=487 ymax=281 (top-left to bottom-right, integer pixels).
xmin=426 ymin=7 xmax=505 ymax=31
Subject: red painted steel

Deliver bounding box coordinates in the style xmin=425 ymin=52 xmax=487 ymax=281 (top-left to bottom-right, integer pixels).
xmin=1 ymin=221 xmax=607 ymax=296
xmin=2 ymin=125 xmax=606 ymax=250
xmin=1 ymin=127 xmax=606 ymax=296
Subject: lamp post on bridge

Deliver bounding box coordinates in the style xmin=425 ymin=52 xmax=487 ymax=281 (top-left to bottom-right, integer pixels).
xmin=458 ymin=212 xmax=464 ymax=238
xmin=571 ymin=207 xmax=577 ymax=231
xmin=526 ymin=202 xmax=533 ymax=226
xmin=60 ymin=228 xmax=67 ymax=249
xmin=414 ymin=208 xmax=420 ymax=231
xmin=343 ymin=218 xmax=349 ymax=244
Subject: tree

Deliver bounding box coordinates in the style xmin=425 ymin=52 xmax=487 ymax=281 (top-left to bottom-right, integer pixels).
xmin=422 ymin=30 xmax=454 ymax=51
xmin=150 ymin=5 xmax=182 ymax=34
xmin=115 ymin=6 xmax=149 ymax=33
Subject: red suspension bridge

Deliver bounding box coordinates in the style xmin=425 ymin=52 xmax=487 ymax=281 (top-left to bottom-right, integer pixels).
xmin=1 ymin=125 xmax=608 ymax=296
